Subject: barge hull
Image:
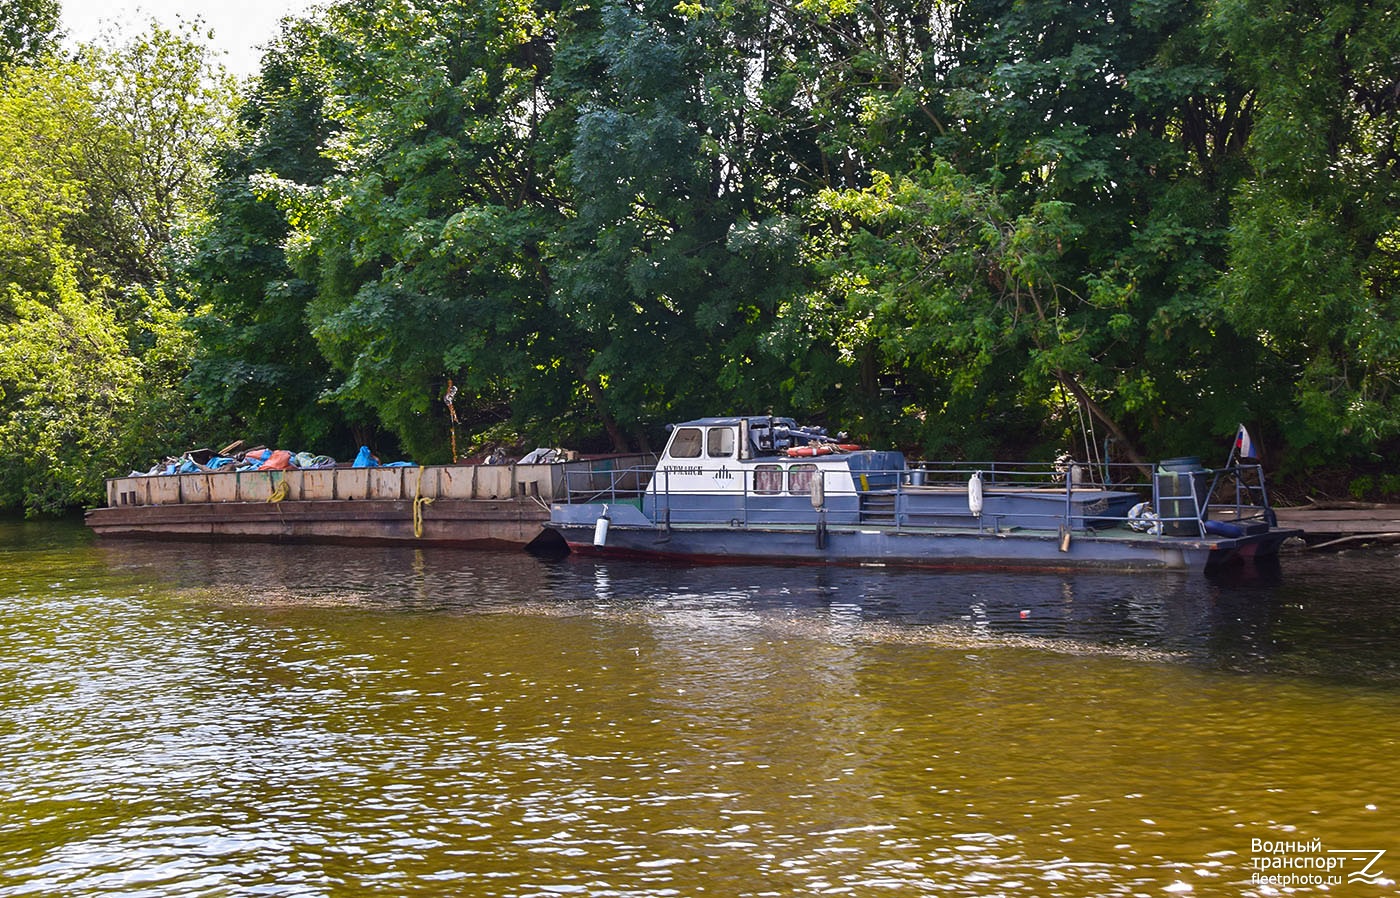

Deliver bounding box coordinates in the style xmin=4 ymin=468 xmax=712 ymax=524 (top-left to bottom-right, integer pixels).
xmin=85 ymin=498 xmax=547 ymax=548
xmin=86 ymin=456 xmax=652 ymax=548
xmin=552 ymin=522 xmax=1299 ymax=572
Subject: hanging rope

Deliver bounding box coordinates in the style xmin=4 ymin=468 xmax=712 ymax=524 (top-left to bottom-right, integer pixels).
xmin=444 ymin=379 xmax=460 ymax=463
xmin=1074 ymin=396 xmax=1103 ymax=485
xmin=267 ymin=479 xmax=290 ymax=503
xmin=413 ymin=466 xmax=434 ymax=538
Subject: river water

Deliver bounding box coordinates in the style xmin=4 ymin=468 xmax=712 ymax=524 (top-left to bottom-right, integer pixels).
xmin=1 ymin=518 xmax=1398 ymax=897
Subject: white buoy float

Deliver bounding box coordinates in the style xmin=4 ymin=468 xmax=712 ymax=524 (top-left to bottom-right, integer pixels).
xmin=593 ymin=503 xmax=611 ymax=546
xmin=968 ymin=471 xmax=984 ymax=517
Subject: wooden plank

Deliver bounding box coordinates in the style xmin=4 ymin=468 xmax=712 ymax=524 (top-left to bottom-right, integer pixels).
xmin=1274 ymin=505 xmax=1400 ymax=535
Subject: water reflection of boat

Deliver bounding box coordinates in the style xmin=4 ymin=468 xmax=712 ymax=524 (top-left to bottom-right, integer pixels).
xmin=538 ymin=553 xmax=1260 ymax=656
xmin=545 ymin=415 xmax=1300 ymax=573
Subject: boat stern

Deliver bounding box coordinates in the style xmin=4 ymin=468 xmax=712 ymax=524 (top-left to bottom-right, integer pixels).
xmin=547 ymin=499 xmax=658 ymax=548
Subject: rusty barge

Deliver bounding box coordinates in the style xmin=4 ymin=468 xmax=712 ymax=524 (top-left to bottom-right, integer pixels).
xmin=85 ymin=456 xmax=650 ymax=548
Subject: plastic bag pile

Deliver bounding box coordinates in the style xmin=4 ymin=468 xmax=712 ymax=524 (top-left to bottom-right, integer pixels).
xmin=130 ymin=444 xmax=414 ymax=476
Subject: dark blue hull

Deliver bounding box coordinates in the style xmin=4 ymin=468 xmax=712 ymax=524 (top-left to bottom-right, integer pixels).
xmin=548 ymin=432 xmax=1301 ymax=573
xmin=549 ymin=520 xmax=1297 ymax=572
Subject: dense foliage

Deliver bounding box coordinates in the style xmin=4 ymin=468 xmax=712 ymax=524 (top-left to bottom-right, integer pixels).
xmin=0 ymin=0 xmax=59 ymax=75
xmin=1 ymin=0 xmax=1397 ymax=512
xmin=0 ymin=21 xmax=236 ymax=513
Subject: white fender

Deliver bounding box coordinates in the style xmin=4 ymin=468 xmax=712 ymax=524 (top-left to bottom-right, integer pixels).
xmin=968 ymin=471 xmax=984 ymax=517
xmin=593 ymin=504 xmax=611 ymax=546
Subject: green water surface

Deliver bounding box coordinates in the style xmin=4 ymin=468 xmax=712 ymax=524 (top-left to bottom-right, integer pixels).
xmin=1 ymin=519 xmax=1396 ymax=896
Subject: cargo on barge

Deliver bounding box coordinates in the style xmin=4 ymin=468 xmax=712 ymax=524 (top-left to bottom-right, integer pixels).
xmin=86 ymin=456 xmax=651 ymax=548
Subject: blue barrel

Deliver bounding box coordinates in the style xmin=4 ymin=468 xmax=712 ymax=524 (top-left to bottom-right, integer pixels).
xmin=1154 ymin=458 xmax=1209 ymax=536
xmin=1158 ymin=456 xmax=1202 ymax=472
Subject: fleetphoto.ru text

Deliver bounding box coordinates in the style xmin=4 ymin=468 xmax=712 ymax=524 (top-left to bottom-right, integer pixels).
xmin=1251 ymin=838 xmax=1388 ymax=888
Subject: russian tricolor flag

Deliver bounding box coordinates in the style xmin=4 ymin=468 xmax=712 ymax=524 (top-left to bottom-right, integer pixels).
xmin=1234 ymin=424 xmax=1256 ymax=460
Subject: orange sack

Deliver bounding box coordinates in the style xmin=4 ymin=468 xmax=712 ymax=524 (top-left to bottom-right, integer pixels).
xmin=261 ymin=449 xmax=294 ymax=470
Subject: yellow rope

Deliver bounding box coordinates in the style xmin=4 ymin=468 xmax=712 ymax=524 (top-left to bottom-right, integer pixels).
xmin=413 ymin=466 xmax=434 ymax=537
xmin=267 ymin=479 xmax=290 ymax=503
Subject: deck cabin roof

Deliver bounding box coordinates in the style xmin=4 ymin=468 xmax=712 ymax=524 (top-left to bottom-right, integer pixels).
xmin=669 ymin=415 xmax=799 ymax=429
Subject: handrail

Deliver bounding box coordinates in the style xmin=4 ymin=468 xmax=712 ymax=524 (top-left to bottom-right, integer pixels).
xmin=560 ymin=459 xmax=1278 ymax=535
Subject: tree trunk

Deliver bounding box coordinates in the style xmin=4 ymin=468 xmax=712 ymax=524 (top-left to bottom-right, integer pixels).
xmin=1054 ymin=369 xmax=1152 ymax=474
xmin=572 ymin=358 xmax=629 ymax=452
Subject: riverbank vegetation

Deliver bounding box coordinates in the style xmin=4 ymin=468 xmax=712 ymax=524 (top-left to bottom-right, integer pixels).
xmin=1 ymin=0 xmax=1397 ymax=513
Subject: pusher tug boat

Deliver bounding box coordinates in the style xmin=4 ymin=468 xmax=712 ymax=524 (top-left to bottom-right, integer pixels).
xmin=544 ymin=415 xmax=1300 ymax=572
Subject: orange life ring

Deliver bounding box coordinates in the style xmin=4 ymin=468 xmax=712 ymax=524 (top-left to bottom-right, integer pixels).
xmin=836 ymin=443 xmax=861 ymax=452
xmin=786 ymin=445 xmax=835 ymax=457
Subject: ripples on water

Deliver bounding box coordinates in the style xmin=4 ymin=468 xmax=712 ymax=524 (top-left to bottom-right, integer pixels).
xmin=2 ymin=520 xmax=1399 ymax=897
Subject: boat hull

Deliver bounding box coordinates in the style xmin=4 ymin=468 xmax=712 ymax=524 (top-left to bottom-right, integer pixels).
xmin=548 ymin=520 xmax=1300 ymax=572
xmin=543 ymin=414 xmax=1302 ymax=573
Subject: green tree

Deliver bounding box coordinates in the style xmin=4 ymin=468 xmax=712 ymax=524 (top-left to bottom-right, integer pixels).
xmin=0 ymin=22 xmax=235 ymax=512
xmin=545 ymin=0 xmax=785 ymax=446
xmin=266 ymin=0 xmax=570 ymax=459
xmin=271 ymin=0 xmax=830 ymax=456
xmin=0 ymin=258 xmax=137 ymax=512
xmin=71 ymin=21 xmax=239 ymax=290
xmin=175 ymin=0 xmax=1400 ymax=478
xmin=0 ymin=59 xmax=89 ymax=302
xmin=1212 ymin=0 xmax=1400 ymax=466
xmin=184 ymin=17 xmax=357 ymax=451
xmin=747 ymin=0 xmax=1270 ymax=461
xmin=0 ymin=0 xmax=59 ymax=75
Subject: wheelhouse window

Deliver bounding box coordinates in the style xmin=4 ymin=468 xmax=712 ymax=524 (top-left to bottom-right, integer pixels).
xmin=668 ymin=427 xmax=703 ymax=458
xmin=707 ymin=427 xmax=735 ymax=458
xmin=754 ymin=464 xmax=783 ymax=495
xmin=788 ymin=463 xmax=818 ymax=496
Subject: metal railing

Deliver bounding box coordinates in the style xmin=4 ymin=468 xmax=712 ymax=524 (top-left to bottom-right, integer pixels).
xmin=561 ymin=459 xmax=1279 ymax=537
